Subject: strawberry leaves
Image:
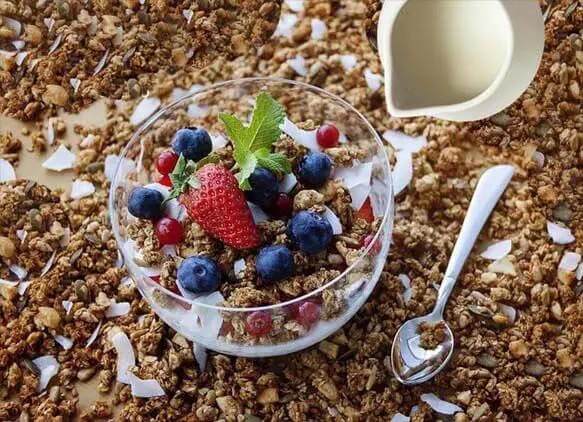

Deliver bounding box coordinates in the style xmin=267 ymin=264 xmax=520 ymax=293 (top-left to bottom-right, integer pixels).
xmin=166 ymin=154 xmax=198 ymax=202
xmin=219 ymin=92 xmax=290 ymax=190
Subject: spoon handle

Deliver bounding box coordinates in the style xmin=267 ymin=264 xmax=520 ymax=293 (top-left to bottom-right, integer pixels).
xmin=434 ymin=165 xmax=515 ymax=316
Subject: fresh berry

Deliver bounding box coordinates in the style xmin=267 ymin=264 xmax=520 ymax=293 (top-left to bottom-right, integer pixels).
xmin=355 ymin=197 xmax=374 ymax=223
xmin=296 ymin=301 xmax=320 ymax=327
xmin=156 ymin=151 xmax=179 ymax=175
xmin=177 ymin=256 xmax=221 ymax=294
xmin=256 ymin=244 xmax=294 ymax=283
xmin=245 ymin=311 xmax=272 ymax=337
xmin=171 ymin=127 xmax=212 ymax=162
xmin=362 ymin=233 xmax=380 ymax=255
xmin=269 ymin=193 xmax=293 ymax=218
xmin=287 ymin=210 xmax=333 ymax=254
xmin=179 ymin=164 xmax=261 ymax=249
xmin=246 ymin=168 xmax=279 ymax=208
xmin=316 ymin=124 xmax=340 ymax=148
xmin=159 ymin=174 xmax=173 ymax=187
xmin=296 ymin=152 xmax=332 ymax=188
xmin=155 ymin=217 xmax=183 ymax=245
xmin=128 ymin=187 xmax=164 ymax=220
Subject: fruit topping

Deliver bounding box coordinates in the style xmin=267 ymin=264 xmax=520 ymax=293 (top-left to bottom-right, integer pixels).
xmin=296 ymin=152 xmax=332 ymax=188
xmin=128 ymin=187 xmax=165 ymax=220
xmin=177 ymin=256 xmax=221 ymax=294
xmin=362 ymin=233 xmax=380 ymax=255
xmin=159 ymin=174 xmax=173 ymax=187
xmin=256 ymin=244 xmax=294 ymax=283
xmin=156 ymin=151 xmax=179 ymax=175
xmin=245 ymin=311 xmax=273 ymax=337
xmin=155 ymin=217 xmax=184 ymax=245
xmin=316 ymin=123 xmax=340 ymax=148
xmin=287 ymin=210 xmax=333 ymax=254
xmin=246 ymin=167 xmax=279 ymax=208
xmin=171 ymin=127 xmax=212 ymax=162
xmin=296 ymin=301 xmax=320 ymax=327
xmin=269 ymin=192 xmax=293 ymax=218
xmin=355 ymin=196 xmax=374 ymax=223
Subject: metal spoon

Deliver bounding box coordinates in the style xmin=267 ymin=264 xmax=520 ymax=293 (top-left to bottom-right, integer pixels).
xmin=391 ymin=164 xmax=515 ymax=385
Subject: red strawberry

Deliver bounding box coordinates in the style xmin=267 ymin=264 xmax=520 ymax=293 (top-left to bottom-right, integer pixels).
xmin=355 ymin=197 xmax=374 ymax=223
xmin=179 ymin=164 xmax=261 ymax=249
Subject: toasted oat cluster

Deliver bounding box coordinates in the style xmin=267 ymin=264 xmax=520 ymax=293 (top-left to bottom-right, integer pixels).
xmin=0 ymin=0 xmax=581 ymax=420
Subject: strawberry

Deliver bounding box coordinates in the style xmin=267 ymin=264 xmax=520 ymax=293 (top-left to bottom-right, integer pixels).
xmin=169 ymin=159 xmax=261 ymax=249
xmin=355 ymin=197 xmax=374 ymax=223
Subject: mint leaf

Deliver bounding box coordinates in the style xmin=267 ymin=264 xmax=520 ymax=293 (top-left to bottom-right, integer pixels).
xmin=166 ymin=154 xmax=197 ymax=202
xmin=257 ymin=152 xmax=292 ymax=175
xmin=245 ymin=92 xmax=286 ymax=152
xmin=219 ymin=113 xmax=247 ymax=152
xmin=235 ymin=153 xmax=257 ymax=191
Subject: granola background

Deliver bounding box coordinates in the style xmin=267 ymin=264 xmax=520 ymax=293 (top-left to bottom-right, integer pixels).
xmin=0 ymin=0 xmax=582 ymax=421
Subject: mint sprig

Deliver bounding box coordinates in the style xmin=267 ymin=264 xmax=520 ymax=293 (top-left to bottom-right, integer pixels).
xmin=219 ymin=92 xmax=291 ymax=190
xmin=166 ymin=154 xmax=197 ymax=202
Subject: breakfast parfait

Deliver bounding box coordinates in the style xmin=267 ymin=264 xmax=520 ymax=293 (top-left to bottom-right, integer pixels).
xmin=112 ymin=82 xmax=392 ymax=356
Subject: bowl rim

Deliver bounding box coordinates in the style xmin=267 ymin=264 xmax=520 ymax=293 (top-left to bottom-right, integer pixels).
xmin=109 ymin=76 xmax=394 ymax=313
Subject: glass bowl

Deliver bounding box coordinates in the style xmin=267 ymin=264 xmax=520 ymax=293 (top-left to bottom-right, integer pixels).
xmin=109 ymin=77 xmax=393 ymax=357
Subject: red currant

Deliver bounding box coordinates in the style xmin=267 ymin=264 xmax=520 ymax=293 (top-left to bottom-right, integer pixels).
xmin=156 ymin=151 xmax=179 ymax=175
xmin=245 ymin=311 xmax=272 ymax=337
xmin=316 ymin=124 xmax=340 ymax=148
xmin=355 ymin=197 xmax=374 ymax=223
xmin=159 ymin=174 xmax=173 ymax=187
xmin=296 ymin=301 xmax=320 ymax=327
xmin=269 ymin=193 xmax=293 ymax=218
xmin=362 ymin=234 xmax=380 ymax=255
xmin=155 ymin=217 xmax=183 ymax=245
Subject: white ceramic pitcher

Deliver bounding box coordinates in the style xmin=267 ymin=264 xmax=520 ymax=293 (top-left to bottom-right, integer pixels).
xmin=377 ymin=0 xmax=545 ymax=122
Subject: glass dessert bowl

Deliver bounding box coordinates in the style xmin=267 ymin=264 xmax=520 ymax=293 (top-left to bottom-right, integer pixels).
xmin=109 ymin=77 xmax=393 ymax=357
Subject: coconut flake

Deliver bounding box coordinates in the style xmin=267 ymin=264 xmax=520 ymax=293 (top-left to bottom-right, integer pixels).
xmin=248 ymin=202 xmax=269 ymax=224
xmin=497 ymin=303 xmax=516 ymax=324
xmin=311 ymin=18 xmax=327 ymax=40
xmin=46 ymin=118 xmax=55 ymax=146
xmin=364 ymin=68 xmax=383 ymax=91
xmin=285 ymin=0 xmax=304 ymax=12
xmin=233 ymin=259 xmax=246 ymax=277
xmin=336 ymin=162 xmax=372 ymax=189
xmin=79 ymin=134 xmax=94 ymax=148
xmin=161 ymin=245 xmax=177 ymax=257
xmin=40 ymin=251 xmax=57 ymax=277
xmin=48 ymin=34 xmax=62 ymax=54
xmin=193 ymin=342 xmax=208 ymax=372
xmin=104 ymin=154 xmax=136 ymax=181
xmin=130 ymin=96 xmax=161 ymax=127
xmin=62 ymin=300 xmax=73 ymax=314
xmin=43 ymin=17 xmax=55 ymax=32
xmin=279 ymin=172 xmax=297 ymax=193
xmin=106 ymin=300 xmax=131 ymax=318
xmin=0 ymin=49 xmax=16 ymax=57
xmin=93 ymin=49 xmax=109 ymax=76
xmin=532 ymin=151 xmax=545 ymax=168
xmin=70 ymin=248 xmax=83 ymax=264
xmin=349 ymin=183 xmax=370 ymax=210
xmin=18 ymin=281 xmax=31 ymax=295
xmin=480 ymin=240 xmax=512 ymax=261
xmin=128 ymin=374 xmax=165 ymax=398
xmin=16 ymin=230 xmax=27 ymax=243
xmin=274 ymin=12 xmax=299 ymax=38
xmin=71 ymin=179 xmax=95 ymax=199
xmin=0 ymin=158 xmax=16 ymax=182
xmin=59 ymin=228 xmax=70 ymax=247
xmin=392 ymin=151 xmax=413 ymax=196
xmin=281 ymin=118 xmax=319 ymax=150
xmin=70 ymin=78 xmax=81 ymax=94
xmin=0 ymin=279 xmax=19 ymax=290
xmin=42 ymin=145 xmax=76 ymax=172
xmin=182 ymin=8 xmax=194 ymax=23
xmin=111 ymin=331 xmax=136 ymax=384
xmin=398 ymin=273 xmax=411 ymax=289
xmin=86 ymin=320 xmax=102 ymax=347
xmin=421 ymin=393 xmax=463 ymax=415
xmin=53 ymin=334 xmax=73 ymax=350
xmin=210 ymin=133 xmax=228 ymax=150
xmin=576 ymin=263 xmax=583 ymax=280
xmin=383 ymin=131 xmax=427 ymax=153
xmin=9 ymin=264 xmax=28 ymax=280
xmin=559 ymin=252 xmax=581 ymax=271
xmin=115 ymin=251 xmax=124 ymax=269
xmin=341 ymin=55 xmax=357 ymax=71
xmin=487 ymin=256 xmax=516 ymax=275
xmin=392 ymin=413 xmax=410 ymax=422
xmin=121 ymin=276 xmax=134 ymax=286
xmin=287 ymin=55 xmax=308 ymax=77
xmin=33 ymin=356 xmax=59 ymax=392
xmin=15 ymin=51 xmax=28 ymax=66
xmin=3 ymin=17 xmax=21 ymax=36
xmin=547 ymin=221 xmax=575 ymax=244
xmin=187 ymin=103 xmax=209 ymax=119
xmin=11 ymin=40 xmax=25 ymax=50
xmin=322 ymin=206 xmax=342 ymax=235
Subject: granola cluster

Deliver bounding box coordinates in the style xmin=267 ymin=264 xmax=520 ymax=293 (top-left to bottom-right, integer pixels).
xmin=0 ymin=0 xmax=581 ymax=420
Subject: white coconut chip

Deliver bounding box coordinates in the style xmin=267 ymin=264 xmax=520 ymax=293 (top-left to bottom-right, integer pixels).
xmin=113 ymin=27 xmax=124 ymax=46
xmin=193 ymin=342 xmax=208 ymax=372
xmin=86 ymin=320 xmax=102 ymax=347
xmin=364 ymin=68 xmax=383 ymax=91
xmin=33 ymin=355 xmax=59 ymax=392
xmin=0 ymin=158 xmax=16 ymax=182
xmin=0 ymin=49 xmax=16 ymax=57
xmin=383 ymin=131 xmax=428 ymax=153
xmin=15 ymin=51 xmax=28 ymax=66
xmin=9 ymin=264 xmax=28 ymax=280
xmin=128 ymin=374 xmax=165 ymax=398
xmin=182 ymin=9 xmax=194 ymax=23
xmin=546 ymin=221 xmax=575 ymax=244
xmin=311 ymin=18 xmax=327 ymax=40
xmin=42 ymin=145 xmax=76 ymax=172
xmin=46 ymin=118 xmax=55 ymax=146
xmin=398 ymin=273 xmax=411 ymax=289
xmin=322 ymin=206 xmax=342 ymax=235
xmin=43 ymin=17 xmax=55 ymax=32
xmin=279 ymin=172 xmax=297 ymax=193
xmin=287 ymin=55 xmax=308 ymax=77
xmin=421 ymin=393 xmax=463 ymax=415
xmin=18 ymin=281 xmax=31 ymax=295
xmin=532 ymin=151 xmax=545 ymax=168
xmin=121 ymin=276 xmax=134 ymax=286
xmin=161 ymin=245 xmax=177 ymax=256
xmin=340 ymin=54 xmax=357 ymax=71
xmin=53 ymin=334 xmax=73 ymax=350
xmin=487 ymin=256 xmax=516 ymax=275
xmin=29 ymin=58 xmax=39 ymax=71
xmin=233 ymin=259 xmax=246 ymax=277
xmin=497 ymin=303 xmax=516 ymax=324
xmin=559 ymin=252 xmax=581 ymax=271
xmin=392 ymin=413 xmax=410 ymax=422
xmin=16 ymin=229 xmax=27 ymax=243
xmin=195 ymin=292 xmax=225 ymax=338
xmin=392 ymin=151 xmax=413 ymax=196
xmin=70 ymin=78 xmax=81 ymax=94
xmin=70 ymin=179 xmax=95 ymax=199
xmin=40 ymin=251 xmax=57 ymax=277
xmin=3 ymin=17 xmax=21 ymax=36
xmin=480 ymin=239 xmax=512 ymax=261
xmin=328 ymin=407 xmax=340 ymax=417
xmin=11 ymin=40 xmax=25 ymax=50
xmin=115 ymin=251 xmax=124 ymax=269
xmin=187 ymin=103 xmax=209 ymax=119
xmin=576 ymin=263 xmax=583 ymax=280
xmin=123 ymin=239 xmax=161 ymax=277
xmin=105 ymin=300 xmax=131 ymax=318
xmin=248 ymin=202 xmax=269 ymax=224
xmin=274 ymin=13 xmax=297 ymax=39
xmin=335 ymin=162 xmax=372 ymax=189
xmin=59 ymin=227 xmax=70 ymax=248
xmin=70 ymin=248 xmax=83 ymax=264
xmin=130 ymin=96 xmax=161 ymax=126
xmin=79 ymin=134 xmax=94 ymax=148
xmin=104 ymin=155 xmax=136 ymax=181
xmin=111 ymin=331 xmax=136 ymax=384
xmin=281 ymin=118 xmax=319 ymax=151
xmin=349 ymin=183 xmax=370 ymax=210
xmin=0 ymin=279 xmax=19 ymax=289
xmin=210 ymin=133 xmax=228 ymax=150
xmin=285 ymin=0 xmax=304 ymax=12
xmin=62 ymin=300 xmax=73 ymax=314
xmin=48 ymin=34 xmax=62 ymax=54
xmin=93 ymin=49 xmax=109 ymax=76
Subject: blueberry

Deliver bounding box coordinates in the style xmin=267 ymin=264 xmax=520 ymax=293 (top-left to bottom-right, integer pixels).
xmin=177 ymin=256 xmax=222 ymax=294
xmin=296 ymin=152 xmax=332 ymax=188
xmin=246 ymin=168 xmax=279 ymax=208
xmin=128 ymin=187 xmax=164 ymax=220
xmin=256 ymin=245 xmax=294 ymax=283
xmin=171 ymin=127 xmax=212 ymax=162
xmin=287 ymin=210 xmax=333 ymax=254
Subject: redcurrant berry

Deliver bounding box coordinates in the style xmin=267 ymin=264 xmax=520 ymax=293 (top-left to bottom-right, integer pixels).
xmin=245 ymin=311 xmax=272 ymax=337
xmin=159 ymin=174 xmax=173 ymax=187
xmin=155 ymin=217 xmax=183 ymax=245
xmin=296 ymin=301 xmax=320 ymax=327
xmin=156 ymin=151 xmax=179 ymax=175
xmin=269 ymin=192 xmax=293 ymax=218
xmin=316 ymin=124 xmax=340 ymax=148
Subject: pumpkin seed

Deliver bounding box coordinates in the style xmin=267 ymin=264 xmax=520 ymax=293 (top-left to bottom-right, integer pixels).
xmin=74 ymin=279 xmax=90 ymax=303
xmin=86 ymin=162 xmax=104 ymax=173
xmin=23 ymin=359 xmax=41 ymax=376
xmin=553 ymin=203 xmax=573 ymax=222
xmin=77 ymin=367 xmax=96 ymax=381
xmin=490 ymin=112 xmax=512 ymax=127
xmin=467 ymin=304 xmax=494 ymax=318
xmin=122 ymin=47 xmax=136 ymax=64
xmin=569 ymin=371 xmax=583 ymax=389
xmin=24 ymin=181 xmax=36 ymax=193
xmin=565 ymin=1 xmax=578 ymax=18
xmin=535 ymin=122 xmax=551 ymax=136
xmin=127 ymin=79 xmax=141 ymax=98
xmin=476 ymin=353 xmax=498 ymax=368
xmin=524 ymin=360 xmax=546 ymax=377
xmin=28 ymin=209 xmax=42 ymax=231
xmin=84 ymin=233 xmax=100 ymax=245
